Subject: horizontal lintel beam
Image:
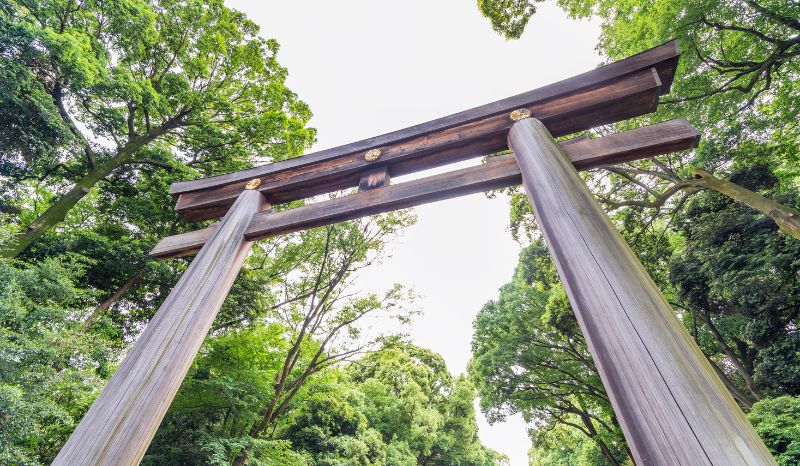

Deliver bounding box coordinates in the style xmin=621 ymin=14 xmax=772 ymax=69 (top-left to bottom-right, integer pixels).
xmin=171 ymin=41 xmax=678 ymax=195
xmin=150 ymin=119 xmax=698 ymax=259
xmin=175 ymin=67 xmax=665 ymax=221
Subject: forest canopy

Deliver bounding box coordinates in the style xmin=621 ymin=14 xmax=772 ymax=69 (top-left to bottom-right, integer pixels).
xmin=0 ymin=1 xmax=505 ymax=464
xmin=0 ymin=0 xmax=799 ymax=464
xmin=472 ymin=0 xmax=800 ymax=464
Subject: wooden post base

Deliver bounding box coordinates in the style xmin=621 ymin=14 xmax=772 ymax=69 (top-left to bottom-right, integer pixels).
xmin=508 ymin=117 xmax=775 ymax=465
xmin=53 ymin=190 xmax=265 ymax=466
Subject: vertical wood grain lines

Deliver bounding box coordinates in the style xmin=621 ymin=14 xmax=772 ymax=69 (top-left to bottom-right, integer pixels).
xmin=53 ymin=190 xmax=266 ymax=466
xmin=508 ymin=118 xmax=775 ymax=466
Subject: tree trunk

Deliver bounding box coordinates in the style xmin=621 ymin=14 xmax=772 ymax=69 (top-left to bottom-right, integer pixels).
xmin=2 ymin=155 xmax=129 ymax=258
xmin=82 ymin=267 xmax=145 ymax=330
xmin=232 ymin=450 xmax=248 ymax=466
xmin=698 ymin=313 xmax=765 ymax=401
xmin=3 ymin=124 xmax=175 ymax=259
xmin=596 ymin=439 xmax=621 ymax=466
xmin=693 ymin=168 xmax=800 ymax=240
xmin=577 ymin=411 xmax=621 ymax=466
xmin=705 ymin=352 xmax=754 ymax=409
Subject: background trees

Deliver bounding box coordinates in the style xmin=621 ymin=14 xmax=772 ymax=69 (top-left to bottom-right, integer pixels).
xmin=1 ymin=0 xmax=314 ymax=258
xmin=2 ymin=0 xmax=798 ymax=464
xmin=0 ymin=1 xmax=504 ymax=464
xmin=473 ymin=1 xmax=800 ymax=464
xmin=143 ymin=339 xmax=505 ymax=466
xmin=470 ymin=243 xmax=628 ymax=466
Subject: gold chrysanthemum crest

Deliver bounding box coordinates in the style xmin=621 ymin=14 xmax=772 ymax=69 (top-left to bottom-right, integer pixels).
xmin=364 ymin=148 xmax=382 ymax=162
xmin=245 ymin=179 xmax=261 ymax=190
xmin=509 ymin=108 xmax=532 ymax=121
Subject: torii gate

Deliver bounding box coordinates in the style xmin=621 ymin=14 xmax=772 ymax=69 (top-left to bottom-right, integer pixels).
xmin=54 ymin=42 xmax=777 ymax=465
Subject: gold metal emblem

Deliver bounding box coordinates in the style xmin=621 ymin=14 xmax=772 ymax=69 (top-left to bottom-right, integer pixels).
xmin=364 ymin=148 xmax=382 ymax=162
xmin=245 ymin=179 xmax=261 ymax=190
xmin=510 ymin=108 xmax=532 ymax=121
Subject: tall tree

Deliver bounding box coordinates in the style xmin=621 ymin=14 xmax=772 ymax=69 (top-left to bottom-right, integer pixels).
xmin=0 ymin=0 xmax=314 ymax=257
xmin=470 ymin=242 xmax=630 ymax=466
xmin=350 ymin=342 xmax=506 ymax=466
xmin=669 ymin=165 xmax=800 ymax=402
xmin=228 ymin=214 xmax=418 ymax=466
xmin=481 ymin=0 xmax=800 ymax=239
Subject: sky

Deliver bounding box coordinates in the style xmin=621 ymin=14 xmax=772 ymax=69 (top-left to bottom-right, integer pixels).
xmin=227 ymin=1 xmax=601 ymax=464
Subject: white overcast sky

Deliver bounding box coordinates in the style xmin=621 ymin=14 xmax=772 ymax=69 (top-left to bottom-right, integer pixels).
xmin=227 ymin=1 xmax=601 ymax=464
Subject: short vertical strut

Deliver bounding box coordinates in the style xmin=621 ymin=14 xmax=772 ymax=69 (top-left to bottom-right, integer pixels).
xmin=53 ymin=188 xmax=266 ymax=466
xmin=508 ymin=117 xmax=775 ymax=465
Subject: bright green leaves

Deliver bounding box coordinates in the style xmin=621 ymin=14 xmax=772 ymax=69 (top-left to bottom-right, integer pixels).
xmin=2 ymin=0 xmax=316 ymax=256
xmin=347 ymin=343 xmax=502 ymax=466
xmin=144 ymin=335 xmax=502 ymax=465
xmin=0 ymin=257 xmax=118 ymax=464
xmin=476 ymin=0 xmax=541 ymax=39
xmin=747 ymin=396 xmax=800 ymax=466
xmin=470 ymin=242 xmax=628 ymax=464
xmin=0 ymin=18 xmax=72 ymax=169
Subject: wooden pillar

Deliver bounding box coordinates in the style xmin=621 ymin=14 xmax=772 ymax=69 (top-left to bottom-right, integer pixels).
xmin=508 ymin=117 xmax=775 ymax=465
xmin=53 ymin=188 xmax=266 ymax=466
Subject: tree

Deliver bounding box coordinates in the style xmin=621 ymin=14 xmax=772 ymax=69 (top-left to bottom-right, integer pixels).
xmin=0 ymin=0 xmax=314 ymax=257
xmin=479 ymin=1 xmax=800 ymax=451
xmin=144 ymin=335 xmax=505 ymax=465
xmin=669 ymin=167 xmax=800 ymax=403
xmin=350 ymin=341 xmax=506 ymax=466
xmin=747 ymin=396 xmax=800 ymax=466
xmin=230 ymin=214 xmax=417 ymax=466
xmin=143 ymin=323 xmax=309 ymax=465
xmin=528 ymin=422 xmax=628 ymax=466
xmin=0 ymin=256 xmax=119 ymax=464
xmin=281 ymin=374 xmax=386 ymax=466
xmin=470 ymin=242 xmax=630 ymax=466
xmin=482 ymin=0 xmax=800 ymax=239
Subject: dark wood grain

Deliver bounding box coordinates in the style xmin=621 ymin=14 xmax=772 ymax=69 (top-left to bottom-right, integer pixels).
xmin=175 ymin=68 xmax=664 ymax=221
xmin=54 ymin=190 xmax=265 ymax=466
xmin=151 ymin=119 xmax=699 ymax=259
xmin=358 ymin=166 xmax=391 ymax=191
xmin=509 ymin=117 xmax=775 ymax=465
xmin=170 ymin=40 xmax=678 ymax=198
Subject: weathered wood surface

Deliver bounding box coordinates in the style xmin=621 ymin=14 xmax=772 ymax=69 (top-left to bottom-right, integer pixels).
xmin=174 ymin=68 xmax=661 ymax=221
xmin=508 ymin=117 xmax=775 ymax=465
xmin=172 ymin=41 xmax=677 ymax=194
xmin=53 ymin=190 xmax=265 ymax=466
xmin=171 ymin=42 xmax=679 ymax=222
xmin=151 ymin=119 xmax=699 ymax=259
xmin=358 ymin=166 xmax=391 ymax=191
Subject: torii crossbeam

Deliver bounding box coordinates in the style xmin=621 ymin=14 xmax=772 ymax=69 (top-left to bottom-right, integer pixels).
xmin=54 ymin=41 xmax=777 ymax=466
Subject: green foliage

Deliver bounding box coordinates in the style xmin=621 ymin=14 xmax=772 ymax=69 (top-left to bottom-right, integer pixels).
xmin=476 ymin=2 xmax=800 ymax=462
xmin=282 ymin=378 xmax=385 ymax=466
xmin=747 ymin=396 xmax=800 ymax=465
xmin=670 ymin=168 xmax=800 ymax=397
xmin=143 ymin=335 xmax=503 ymax=466
xmin=1 ymin=0 xmax=316 ymax=256
xmin=0 ymin=256 xmax=118 ymax=464
xmin=0 ymin=18 xmax=71 ymax=171
xmin=142 ymin=323 xmax=298 ymax=465
xmin=349 ymin=343 xmax=505 ymax=466
xmin=476 ymin=0 xmax=541 ymax=40
xmin=470 ymin=242 xmax=629 ymax=465
xmin=528 ymin=423 xmax=629 ymax=466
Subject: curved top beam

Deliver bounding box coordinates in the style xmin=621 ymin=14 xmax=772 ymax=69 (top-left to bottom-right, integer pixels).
xmin=170 ymin=41 xmax=679 ymax=221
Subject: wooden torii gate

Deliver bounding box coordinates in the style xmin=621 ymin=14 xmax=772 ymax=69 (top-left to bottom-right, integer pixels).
xmin=54 ymin=42 xmax=777 ymax=465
